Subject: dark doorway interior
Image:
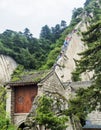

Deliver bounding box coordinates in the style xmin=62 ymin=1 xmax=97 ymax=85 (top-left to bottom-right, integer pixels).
xmin=17 ymin=123 xmax=26 ymax=130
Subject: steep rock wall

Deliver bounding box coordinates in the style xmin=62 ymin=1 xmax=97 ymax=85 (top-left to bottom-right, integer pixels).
xmin=0 ymin=55 xmax=17 ymax=85
xmin=55 ymin=21 xmax=93 ymax=82
xmin=53 ymin=20 xmax=101 ymax=129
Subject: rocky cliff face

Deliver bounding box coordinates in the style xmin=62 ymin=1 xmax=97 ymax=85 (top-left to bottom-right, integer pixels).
xmin=0 ymin=55 xmax=17 ymax=85
xmin=0 ymin=21 xmax=90 ymax=85
xmin=55 ymin=20 xmax=93 ymax=82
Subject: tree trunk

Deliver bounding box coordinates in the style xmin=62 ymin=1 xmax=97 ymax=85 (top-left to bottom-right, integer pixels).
xmin=70 ymin=115 xmax=83 ymax=130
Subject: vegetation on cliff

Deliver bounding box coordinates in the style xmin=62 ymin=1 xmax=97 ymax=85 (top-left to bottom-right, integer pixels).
xmin=0 ymin=0 xmax=101 ymax=129
xmin=0 ymin=21 xmax=66 ymax=70
xmin=70 ymin=20 xmax=101 ymax=123
xmin=70 ymin=0 xmax=101 ymax=126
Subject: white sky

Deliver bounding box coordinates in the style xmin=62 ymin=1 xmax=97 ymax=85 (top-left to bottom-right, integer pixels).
xmin=0 ymin=0 xmax=85 ymax=38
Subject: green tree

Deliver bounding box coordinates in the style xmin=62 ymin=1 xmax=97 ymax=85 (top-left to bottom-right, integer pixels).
xmin=35 ymin=95 xmax=67 ymax=130
xmin=70 ymin=0 xmax=101 ymax=125
xmin=72 ymin=8 xmax=83 ymax=19
xmin=0 ymin=86 xmax=15 ymax=130
xmin=53 ymin=24 xmax=61 ymax=39
xmin=84 ymin=0 xmax=91 ymax=7
xmin=60 ymin=20 xmax=67 ymax=29
xmin=0 ymin=29 xmax=52 ymax=69
xmin=23 ymin=28 xmax=33 ymax=38
xmin=40 ymin=25 xmax=52 ymax=41
xmin=71 ymin=20 xmax=101 ymax=125
xmin=74 ymin=21 xmax=101 ymax=76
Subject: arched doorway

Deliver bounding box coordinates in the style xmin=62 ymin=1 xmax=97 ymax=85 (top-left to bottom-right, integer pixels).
xmin=17 ymin=122 xmax=26 ymax=130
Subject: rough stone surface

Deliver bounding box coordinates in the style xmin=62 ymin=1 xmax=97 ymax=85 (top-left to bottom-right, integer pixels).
xmin=0 ymin=55 xmax=17 ymax=85
xmin=55 ymin=22 xmax=93 ymax=82
xmin=14 ymin=113 xmax=29 ymax=128
xmin=24 ymin=71 xmax=67 ymax=130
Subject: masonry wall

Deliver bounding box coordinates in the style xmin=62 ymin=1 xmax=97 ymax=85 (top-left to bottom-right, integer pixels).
xmin=66 ymin=81 xmax=101 ymax=129
xmin=39 ymin=71 xmax=65 ymax=96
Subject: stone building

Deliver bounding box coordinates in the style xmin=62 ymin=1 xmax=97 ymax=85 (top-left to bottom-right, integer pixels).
xmin=5 ymin=70 xmax=50 ymax=129
xmin=5 ymin=69 xmax=101 ymax=130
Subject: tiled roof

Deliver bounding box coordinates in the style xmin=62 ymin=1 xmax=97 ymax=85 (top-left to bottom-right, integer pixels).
xmin=62 ymin=81 xmax=92 ymax=90
xmin=7 ymin=70 xmax=51 ymax=86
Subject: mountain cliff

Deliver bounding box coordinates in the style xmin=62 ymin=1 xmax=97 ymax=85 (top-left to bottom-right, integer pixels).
xmin=55 ymin=21 xmax=96 ymax=82
xmin=0 ymin=55 xmax=17 ymax=85
xmin=55 ymin=21 xmax=91 ymax=82
xmin=0 ymin=0 xmax=100 ymax=85
xmin=0 ymin=22 xmax=88 ymax=84
xmin=1 ymin=0 xmax=101 ymax=129
xmin=54 ymin=0 xmax=101 ymax=82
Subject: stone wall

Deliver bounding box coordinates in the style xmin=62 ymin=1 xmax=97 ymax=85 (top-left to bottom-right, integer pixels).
xmin=84 ymin=111 xmax=101 ymax=128
xmin=64 ymin=81 xmax=101 ymax=129
xmin=6 ymin=71 xmax=101 ymax=130
xmin=38 ymin=70 xmax=65 ymax=96
xmin=24 ymin=70 xmax=68 ymax=130
xmin=14 ymin=113 xmax=29 ymax=128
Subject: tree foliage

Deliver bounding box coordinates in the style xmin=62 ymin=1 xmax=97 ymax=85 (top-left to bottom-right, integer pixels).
xmin=40 ymin=20 xmax=67 ymax=43
xmin=0 ymin=29 xmax=51 ymax=69
xmin=35 ymin=95 xmax=67 ymax=130
xmin=0 ymin=86 xmax=15 ymax=130
xmin=72 ymin=8 xmax=83 ymax=19
xmin=40 ymin=25 xmax=52 ymax=41
xmin=73 ymin=20 xmax=101 ymax=110
xmin=71 ymin=0 xmax=101 ymax=127
xmin=72 ymin=20 xmax=101 ymax=78
xmin=69 ymin=1 xmax=101 ymax=127
xmin=0 ymin=20 xmax=67 ymax=70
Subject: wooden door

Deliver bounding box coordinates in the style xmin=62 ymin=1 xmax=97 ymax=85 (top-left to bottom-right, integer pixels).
xmin=14 ymin=85 xmax=38 ymax=113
